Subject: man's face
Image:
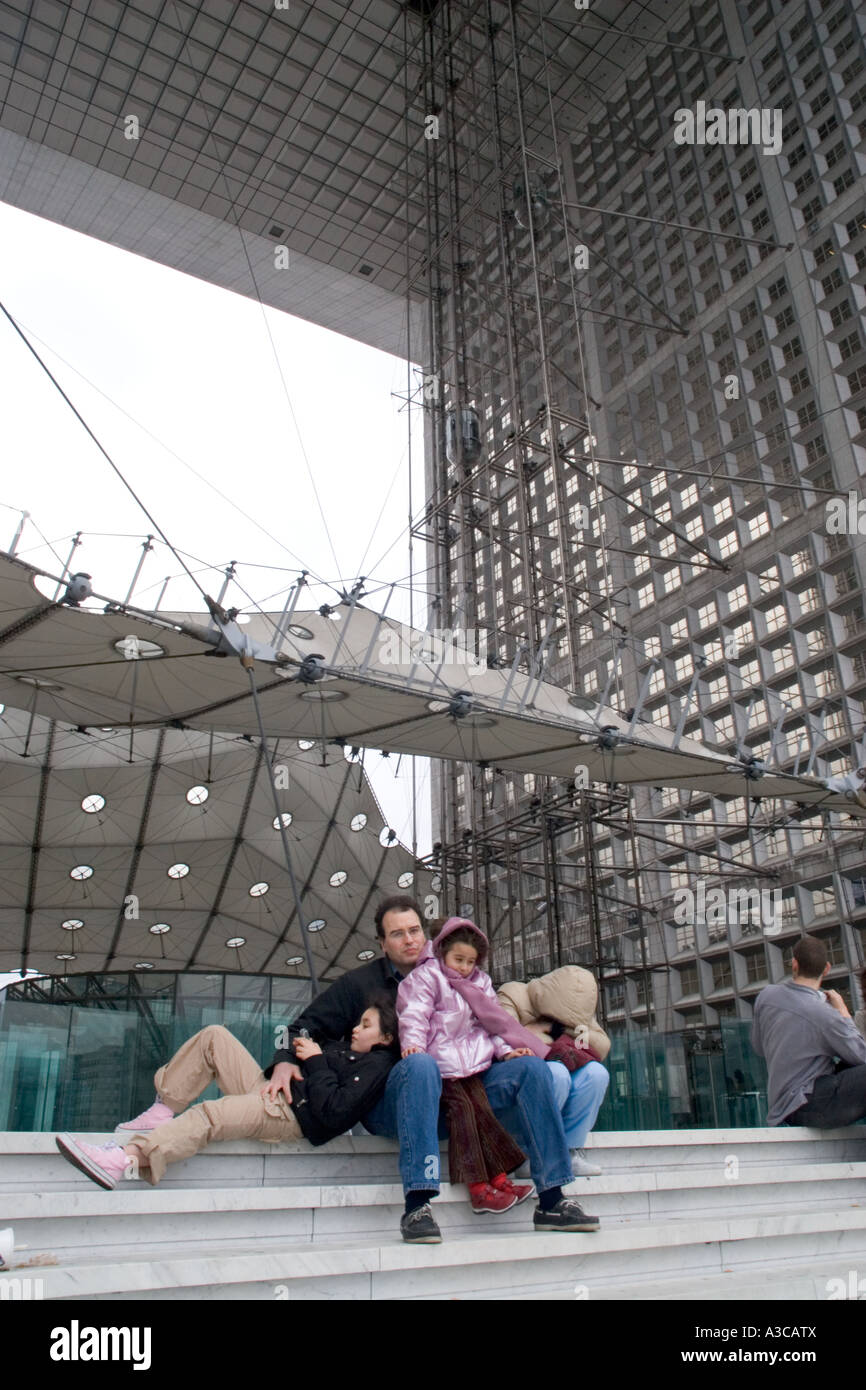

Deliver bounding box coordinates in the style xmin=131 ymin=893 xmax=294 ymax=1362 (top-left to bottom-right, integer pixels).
xmin=379 ymin=908 xmax=425 ymax=971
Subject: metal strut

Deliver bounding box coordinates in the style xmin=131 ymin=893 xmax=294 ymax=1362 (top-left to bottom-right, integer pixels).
xmin=242 ymin=657 xmax=320 ymax=996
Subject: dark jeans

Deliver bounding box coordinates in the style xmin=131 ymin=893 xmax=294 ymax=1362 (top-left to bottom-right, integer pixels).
xmin=362 ymin=1052 xmax=572 ymax=1196
xmin=786 ymin=1064 xmax=866 ymax=1128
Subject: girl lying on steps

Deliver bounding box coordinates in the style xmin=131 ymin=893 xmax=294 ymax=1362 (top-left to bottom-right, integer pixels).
xmin=55 ymin=996 xmax=400 ymax=1188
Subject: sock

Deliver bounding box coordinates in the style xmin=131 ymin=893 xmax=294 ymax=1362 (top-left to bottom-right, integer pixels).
xmin=538 ymin=1185 xmax=563 ymax=1211
xmin=404 ymin=1189 xmax=437 ymax=1216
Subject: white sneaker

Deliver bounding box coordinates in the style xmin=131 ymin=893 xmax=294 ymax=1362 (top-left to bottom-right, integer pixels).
xmin=570 ymin=1148 xmax=602 ymax=1177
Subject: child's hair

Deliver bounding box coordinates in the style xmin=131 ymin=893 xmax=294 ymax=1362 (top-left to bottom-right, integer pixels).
xmin=436 ymin=925 xmax=486 ymax=966
xmin=365 ymin=993 xmax=401 ymax=1057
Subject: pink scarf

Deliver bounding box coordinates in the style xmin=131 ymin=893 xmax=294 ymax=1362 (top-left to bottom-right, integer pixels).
xmin=443 ymin=966 xmax=549 ymax=1058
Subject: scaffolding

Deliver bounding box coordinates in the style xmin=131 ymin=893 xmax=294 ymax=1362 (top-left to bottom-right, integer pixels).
xmin=399 ymin=0 xmax=866 ymax=1027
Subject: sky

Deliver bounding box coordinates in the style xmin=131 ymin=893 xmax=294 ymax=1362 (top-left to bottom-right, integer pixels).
xmin=0 ymin=198 xmax=433 ymax=889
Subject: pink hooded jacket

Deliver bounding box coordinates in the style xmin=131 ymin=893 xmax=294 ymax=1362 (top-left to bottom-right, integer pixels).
xmin=396 ymin=918 xmax=512 ymax=1079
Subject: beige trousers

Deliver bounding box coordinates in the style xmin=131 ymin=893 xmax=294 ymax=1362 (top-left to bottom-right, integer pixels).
xmin=125 ymin=1025 xmax=302 ymax=1185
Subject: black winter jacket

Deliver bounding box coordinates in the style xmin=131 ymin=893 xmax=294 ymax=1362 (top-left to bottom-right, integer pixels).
xmin=285 ymin=1041 xmax=396 ymax=1146
xmin=268 ymin=957 xmax=399 ymax=1068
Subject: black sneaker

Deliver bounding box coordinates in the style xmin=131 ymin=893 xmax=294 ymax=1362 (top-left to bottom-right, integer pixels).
xmin=533 ymin=1197 xmax=600 ymax=1232
xmin=400 ymin=1202 xmax=443 ymax=1244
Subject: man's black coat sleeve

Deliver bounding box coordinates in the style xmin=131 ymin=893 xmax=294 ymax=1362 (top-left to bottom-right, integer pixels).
xmin=301 ymin=1050 xmax=394 ymax=1136
xmin=267 ymin=970 xmax=367 ymax=1069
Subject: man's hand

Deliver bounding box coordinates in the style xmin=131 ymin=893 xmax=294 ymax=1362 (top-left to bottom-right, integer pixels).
xmin=502 ymin=1048 xmax=533 ymax=1060
xmin=293 ymin=1036 xmax=322 ymax=1061
xmin=261 ymin=1061 xmax=302 ymax=1102
xmin=402 ymin=1046 xmax=423 ymax=1058
xmin=825 ymin=989 xmax=851 ymax=1018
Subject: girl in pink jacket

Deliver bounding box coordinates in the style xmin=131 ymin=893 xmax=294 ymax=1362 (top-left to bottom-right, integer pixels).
xmin=397 ymin=917 xmax=534 ymax=1214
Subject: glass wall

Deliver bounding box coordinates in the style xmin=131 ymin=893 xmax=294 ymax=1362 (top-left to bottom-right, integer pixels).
xmin=0 ymin=974 xmax=773 ymax=1132
xmin=597 ymin=1023 xmax=769 ymax=1131
xmin=0 ymin=973 xmax=311 ymax=1132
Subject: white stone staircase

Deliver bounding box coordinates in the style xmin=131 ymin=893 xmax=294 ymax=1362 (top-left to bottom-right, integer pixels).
xmin=2 ymin=1127 xmax=865 ymax=1300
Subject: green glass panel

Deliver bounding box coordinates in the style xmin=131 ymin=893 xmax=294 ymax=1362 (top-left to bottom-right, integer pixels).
xmin=0 ymin=977 xmax=782 ymax=1132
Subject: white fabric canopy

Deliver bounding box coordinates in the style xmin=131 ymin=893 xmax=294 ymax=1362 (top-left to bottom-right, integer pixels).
xmin=0 ymin=551 xmax=858 ymax=816
xmin=0 ymin=702 xmax=431 ymax=980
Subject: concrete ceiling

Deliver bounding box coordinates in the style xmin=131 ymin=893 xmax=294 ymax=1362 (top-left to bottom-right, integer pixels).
xmin=0 ymin=0 xmax=673 ymax=357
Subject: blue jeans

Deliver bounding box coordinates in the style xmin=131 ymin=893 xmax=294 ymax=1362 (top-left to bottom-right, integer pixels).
xmin=547 ymin=1060 xmax=609 ymax=1148
xmin=362 ymin=1052 xmax=573 ymax=1196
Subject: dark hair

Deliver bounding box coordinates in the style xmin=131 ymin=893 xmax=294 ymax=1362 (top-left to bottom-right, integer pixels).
xmin=436 ymin=925 xmax=486 ymax=962
xmin=374 ymin=894 xmax=423 ymax=941
xmin=792 ymin=934 xmax=828 ymax=979
xmin=364 ymin=993 xmax=401 ymax=1057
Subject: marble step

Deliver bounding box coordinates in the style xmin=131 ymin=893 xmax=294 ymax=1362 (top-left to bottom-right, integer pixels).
xmin=31 ymin=1205 xmax=866 ymax=1301
xmin=493 ymin=1251 xmax=866 ymax=1301
xmin=7 ymin=1161 xmax=866 ymax=1256
xmin=2 ymin=1128 xmax=864 ymax=1193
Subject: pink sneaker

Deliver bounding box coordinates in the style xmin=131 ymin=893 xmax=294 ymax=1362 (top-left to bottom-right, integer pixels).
xmin=56 ymin=1135 xmax=139 ymax=1190
xmin=115 ymin=1100 xmax=174 ymax=1132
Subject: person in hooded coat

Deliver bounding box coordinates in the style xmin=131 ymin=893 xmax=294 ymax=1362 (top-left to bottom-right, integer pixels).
xmin=397 ymin=918 xmax=536 ymax=1213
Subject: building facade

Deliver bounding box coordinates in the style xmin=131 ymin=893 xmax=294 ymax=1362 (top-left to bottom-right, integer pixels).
xmin=419 ymin=0 xmax=866 ymax=1032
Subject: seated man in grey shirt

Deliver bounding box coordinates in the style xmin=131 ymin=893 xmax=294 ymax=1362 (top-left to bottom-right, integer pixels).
xmin=752 ymin=934 xmax=866 ymax=1127
xmin=856 ymin=966 xmax=866 ymax=1042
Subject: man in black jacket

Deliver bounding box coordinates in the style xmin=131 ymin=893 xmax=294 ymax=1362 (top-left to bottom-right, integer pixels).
xmin=263 ymin=894 xmax=599 ymax=1244
xmin=266 ymin=896 xmax=423 ymax=1071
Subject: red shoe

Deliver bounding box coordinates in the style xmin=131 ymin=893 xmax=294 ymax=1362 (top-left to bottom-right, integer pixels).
xmin=492 ymin=1171 xmax=534 ymax=1205
xmin=468 ymin=1181 xmax=518 ymax=1213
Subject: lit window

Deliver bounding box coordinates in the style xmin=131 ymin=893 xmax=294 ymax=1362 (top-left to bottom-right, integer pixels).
xmin=249 ymin=882 xmax=269 ymax=897
xmin=329 ymin=871 xmax=348 ymax=887
xmin=167 ymin=864 xmax=189 ymax=879
xmin=350 ymin=814 xmax=367 ymax=831
xmin=186 ymin=786 xmax=209 ymax=806
xmin=726 ymin=584 xmax=748 ymax=610
xmin=81 ymin=794 xmax=105 ymax=814
xmin=70 ymin=865 xmax=93 ymax=881
xmin=272 ymin=813 xmax=293 ymax=830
